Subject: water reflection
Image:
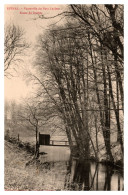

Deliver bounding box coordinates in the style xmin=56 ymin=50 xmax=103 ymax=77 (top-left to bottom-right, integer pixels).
xmin=64 ymin=158 xmax=123 ymax=191
xmin=65 ymin=159 xmax=91 ymax=190
xmin=39 ymin=146 xmax=123 ymax=191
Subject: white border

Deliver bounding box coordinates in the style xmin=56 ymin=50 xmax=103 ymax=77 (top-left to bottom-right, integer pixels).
xmin=124 ymin=1 xmax=128 ymax=193
xmin=0 ymin=0 xmax=127 ymax=194
xmin=0 ymin=0 xmax=127 ymax=4
xmin=0 ymin=1 xmax=5 ymax=193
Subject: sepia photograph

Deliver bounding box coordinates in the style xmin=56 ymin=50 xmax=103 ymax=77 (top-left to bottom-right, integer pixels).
xmin=4 ymin=2 xmax=124 ymax=191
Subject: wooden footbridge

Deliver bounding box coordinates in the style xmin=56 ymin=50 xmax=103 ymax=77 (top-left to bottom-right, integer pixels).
xmin=50 ymin=140 xmax=69 ymax=146
xmin=39 ymin=133 xmax=75 ymax=147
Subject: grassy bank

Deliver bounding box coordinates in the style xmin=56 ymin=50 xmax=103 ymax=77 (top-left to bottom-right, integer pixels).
xmin=5 ymin=139 xmax=123 ymax=191
xmin=4 ymin=140 xmax=67 ymax=191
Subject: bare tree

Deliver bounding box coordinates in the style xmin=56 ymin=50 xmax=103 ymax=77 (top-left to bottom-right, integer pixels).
xmin=30 ymin=4 xmax=123 ymax=163
xmin=4 ymin=24 xmax=29 ymax=77
xmin=17 ymin=100 xmax=43 ymax=157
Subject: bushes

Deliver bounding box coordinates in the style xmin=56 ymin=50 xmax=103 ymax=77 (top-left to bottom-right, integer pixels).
xmin=5 ymin=134 xmax=35 ymax=155
xmin=5 ymin=135 xmax=18 ymax=144
xmin=24 ymin=142 xmax=35 ymax=154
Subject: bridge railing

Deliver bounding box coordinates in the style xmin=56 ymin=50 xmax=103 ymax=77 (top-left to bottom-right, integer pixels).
xmin=50 ymin=140 xmax=76 ymax=146
xmin=50 ymin=140 xmax=69 ymax=146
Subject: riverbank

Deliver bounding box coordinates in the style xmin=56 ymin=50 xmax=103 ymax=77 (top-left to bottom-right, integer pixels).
xmin=6 ymin=136 xmax=123 ymax=170
xmin=5 ymin=140 xmax=66 ymax=191
xmin=71 ymin=145 xmax=123 ymax=170
xmin=5 ymin=139 xmax=123 ymax=191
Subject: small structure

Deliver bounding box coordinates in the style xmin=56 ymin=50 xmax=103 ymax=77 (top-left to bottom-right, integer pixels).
xmin=39 ymin=132 xmax=76 ymax=147
xmin=39 ymin=133 xmax=50 ymax=145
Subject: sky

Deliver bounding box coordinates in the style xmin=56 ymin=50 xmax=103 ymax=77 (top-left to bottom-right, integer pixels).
xmin=4 ymin=4 xmax=66 ymax=102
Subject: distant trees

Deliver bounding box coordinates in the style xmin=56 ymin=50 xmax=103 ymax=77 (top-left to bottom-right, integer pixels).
xmin=4 ymin=99 xmax=44 ymax=156
xmin=34 ymin=4 xmax=123 ymax=162
xmin=4 ymin=24 xmax=29 ymax=77
xmin=4 ymin=100 xmax=22 ymax=137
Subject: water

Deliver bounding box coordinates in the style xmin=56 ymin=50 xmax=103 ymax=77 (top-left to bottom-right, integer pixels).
xmin=39 ymin=146 xmax=123 ymax=191
xmin=39 ymin=145 xmax=70 ymax=162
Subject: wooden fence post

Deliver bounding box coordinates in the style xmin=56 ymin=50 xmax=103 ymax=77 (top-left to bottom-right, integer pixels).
xmin=18 ymin=134 xmax=19 ymax=141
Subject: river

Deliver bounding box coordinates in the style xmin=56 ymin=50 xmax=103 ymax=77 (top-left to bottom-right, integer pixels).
xmin=38 ymin=145 xmax=123 ymax=191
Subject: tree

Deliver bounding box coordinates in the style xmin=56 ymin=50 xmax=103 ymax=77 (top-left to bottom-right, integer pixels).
xmin=4 ymin=24 xmax=29 ymax=77
xmin=68 ymin=4 xmax=124 ymax=161
xmin=35 ymin=24 xmax=98 ymax=160
xmin=31 ymin=4 xmax=123 ymax=162
xmin=18 ymin=100 xmax=44 ymax=157
xmin=69 ymin=4 xmax=123 ymax=111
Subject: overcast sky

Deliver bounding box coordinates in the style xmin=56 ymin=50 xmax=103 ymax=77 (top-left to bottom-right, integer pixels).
xmin=4 ymin=4 xmax=66 ymax=102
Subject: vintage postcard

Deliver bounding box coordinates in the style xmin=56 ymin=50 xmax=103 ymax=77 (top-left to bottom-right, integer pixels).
xmin=3 ymin=1 xmax=125 ymax=191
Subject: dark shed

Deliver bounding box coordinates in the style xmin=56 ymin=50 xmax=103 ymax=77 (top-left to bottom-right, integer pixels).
xmin=39 ymin=133 xmax=50 ymax=145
